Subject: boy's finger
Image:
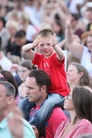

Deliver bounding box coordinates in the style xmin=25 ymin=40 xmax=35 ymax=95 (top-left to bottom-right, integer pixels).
xmin=52 ymin=34 xmax=56 ymax=38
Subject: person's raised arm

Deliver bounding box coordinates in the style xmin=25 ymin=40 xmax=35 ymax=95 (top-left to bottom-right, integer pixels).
xmin=7 ymin=108 xmax=24 ymax=138
xmin=51 ymin=34 xmax=64 ymax=61
xmin=65 ymin=15 xmax=83 ymax=60
xmin=22 ymin=39 xmax=39 ymax=60
xmin=58 ymin=39 xmax=66 ymax=49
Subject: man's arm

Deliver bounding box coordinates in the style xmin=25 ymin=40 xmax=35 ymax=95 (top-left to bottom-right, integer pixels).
xmin=22 ymin=39 xmax=39 ymax=60
xmin=65 ymin=15 xmax=83 ymax=60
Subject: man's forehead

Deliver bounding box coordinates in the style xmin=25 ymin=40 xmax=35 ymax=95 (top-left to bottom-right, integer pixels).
xmin=26 ymin=76 xmax=36 ymax=83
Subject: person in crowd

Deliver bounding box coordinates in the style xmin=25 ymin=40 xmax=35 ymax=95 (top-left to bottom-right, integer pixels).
xmin=21 ymin=28 xmax=69 ymax=131
xmin=19 ymin=69 xmax=67 ymax=137
xmin=0 ymin=70 xmax=18 ymax=98
xmin=10 ymin=29 xmax=31 ymax=57
xmin=17 ymin=60 xmax=34 ymax=101
xmin=0 ymin=81 xmax=36 ymax=138
xmin=81 ymin=2 xmax=92 ymax=31
xmin=69 ymin=13 xmax=84 ymax=38
xmin=0 ymin=36 xmax=12 ymax=71
xmin=54 ymin=86 xmax=92 ymax=138
xmin=52 ymin=13 xmax=65 ymax=43
xmin=65 ymin=14 xmax=92 ymax=77
xmin=18 ymin=12 xmax=37 ymax=42
xmin=0 ymin=16 xmax=9 ymax=53
xmin=5 ymin=20 xmax=18 ymax=57
xmin=67 ymin=62 xmax=91 ymax=89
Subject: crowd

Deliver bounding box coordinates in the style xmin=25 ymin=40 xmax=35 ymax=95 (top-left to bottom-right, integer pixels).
xmin=0 ymin=0 xmax=92 ymax=138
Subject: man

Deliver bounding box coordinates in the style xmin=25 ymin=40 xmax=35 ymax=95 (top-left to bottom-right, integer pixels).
xmin=0 ymin=37 xmax=12 ymax=71
xmin=0 ymin=81 xmax=36 ymax=138
xmin=10 ymin=30 xmax=31 ymax=57
xmin=19 ymin=69 xmax=67 ymax=137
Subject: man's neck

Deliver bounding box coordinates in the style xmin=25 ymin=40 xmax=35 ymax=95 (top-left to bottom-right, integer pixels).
xmin=0 ymin=107 xmax=13 ymax=122
xmin=0 ymin=112 xmax=7 ymax=122
xmin=35 ymin=94 xmax=48 ymax=107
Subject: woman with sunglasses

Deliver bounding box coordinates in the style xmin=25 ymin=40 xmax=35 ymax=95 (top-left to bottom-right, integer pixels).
xmin=54 ymin=86 xmax=92 ymax=138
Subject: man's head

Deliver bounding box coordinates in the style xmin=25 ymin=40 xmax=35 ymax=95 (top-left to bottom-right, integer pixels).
xmin=0 ymin=81 xmax=16 ymax=118
xmin=14 ymin=30 xmax=26 ymax=46
xmin=25 ymin=69 xmax=50 ymax=105
xmin=37 ymin=29 xmax=55 ymax=57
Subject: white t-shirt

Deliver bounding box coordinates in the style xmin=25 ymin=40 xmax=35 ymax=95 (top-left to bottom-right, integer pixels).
xmin=26 ymin=25 xmax=37 ymax=41
xmin=81 ymin=46 xmax=92 ymax=76
xmin=0 ymin=55 xmax=12 ymax=71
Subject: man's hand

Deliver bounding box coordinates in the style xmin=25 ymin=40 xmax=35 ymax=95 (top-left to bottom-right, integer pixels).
xmin=7 ymin=108 xmax=24 ymax=138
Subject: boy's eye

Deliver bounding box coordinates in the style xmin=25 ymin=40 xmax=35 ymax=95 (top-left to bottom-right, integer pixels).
xmin=40 ymin=44 xmax=44 ymax=47
xmin=47 ymin=43 xmax=51 ymax=46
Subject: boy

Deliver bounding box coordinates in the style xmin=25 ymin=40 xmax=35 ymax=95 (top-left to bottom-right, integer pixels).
xmin=21 ymin=29 xmax=69 ymax=131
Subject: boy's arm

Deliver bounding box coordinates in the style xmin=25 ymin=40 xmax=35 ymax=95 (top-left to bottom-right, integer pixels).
xmin=22 ymin=39 xmax=39 ymax=60
xmin=53 ymin=44 xmax=64 ymax=61
xmin=51 ymin=34 xmax=64 ymax=61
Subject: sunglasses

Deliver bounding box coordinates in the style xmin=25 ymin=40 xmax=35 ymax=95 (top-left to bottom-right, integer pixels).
xmin=0 ymin=77 xmax=7 ymax=81
xmin=65 ymin=94 xmax=72 ymax=100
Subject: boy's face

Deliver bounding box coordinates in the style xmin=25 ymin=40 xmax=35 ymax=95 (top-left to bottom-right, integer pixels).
xmin=38 ymin=36 xmax=54 ymax=58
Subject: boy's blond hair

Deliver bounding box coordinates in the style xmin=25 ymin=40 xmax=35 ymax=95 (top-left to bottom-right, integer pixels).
xmin=38 ymin=29 xmax=54 ymax=37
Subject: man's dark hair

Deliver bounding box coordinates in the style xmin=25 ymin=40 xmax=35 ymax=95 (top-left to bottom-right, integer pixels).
xmin=28 ymin=69 xmax=51 ymax=92
xmin=14 ymin=30 xmax=26 ymax=38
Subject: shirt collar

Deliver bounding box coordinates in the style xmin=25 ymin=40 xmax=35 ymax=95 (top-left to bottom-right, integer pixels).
xmin=0 ymin=112 xmax=12 ymax=129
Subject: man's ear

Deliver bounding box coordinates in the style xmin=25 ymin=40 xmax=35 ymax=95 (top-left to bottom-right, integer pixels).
xmin=7 ymin=96 xmax=15 ymax=105
xmin=41 ymin=85 xmax=46 ymax=93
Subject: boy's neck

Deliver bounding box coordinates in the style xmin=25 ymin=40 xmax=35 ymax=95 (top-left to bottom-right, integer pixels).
xmin=44 ymin=51 xmax=55 ymax=58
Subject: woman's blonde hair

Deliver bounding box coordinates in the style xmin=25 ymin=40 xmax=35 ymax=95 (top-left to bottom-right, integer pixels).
xmin=6 ymin=20 xmax=18 ymax=30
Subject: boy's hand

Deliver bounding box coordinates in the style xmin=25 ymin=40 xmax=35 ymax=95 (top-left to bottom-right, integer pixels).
xmin=51 ymin=34 xmax=58 ymax=47
xmin=33 ymin=39 xmax=39 ymax=48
